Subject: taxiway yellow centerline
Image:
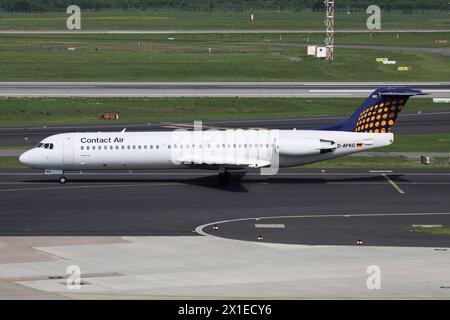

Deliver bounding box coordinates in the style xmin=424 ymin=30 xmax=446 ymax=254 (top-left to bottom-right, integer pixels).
xmin=382 ymin=174 xmax=406 ymax=194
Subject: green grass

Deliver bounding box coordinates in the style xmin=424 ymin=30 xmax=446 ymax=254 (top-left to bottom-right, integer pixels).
xmin=304 ymin=156 xmax=450 ymax=169
xmin=0 ymin=33 xmax=449 ymax=81
xmin=0 ymin=156 xmax=25 ymax=168
xmin=405 ymin=225 xmax=450 ymax=235
xmin=0 ymin=97 xmax=447 ymax=126
xmin=2 ymin=32 xmax=448 ymax=50
xmin=380 ymin=134 xmax=450 ymax=153
xmin=0 ymin=11 xmax=449 ymax=30
xmin=0 ymin=145 xmax=30 ymax=150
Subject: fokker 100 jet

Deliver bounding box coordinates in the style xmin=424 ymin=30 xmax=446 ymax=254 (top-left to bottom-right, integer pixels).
xmin=19 ymin=87 xmax=424 ymax=183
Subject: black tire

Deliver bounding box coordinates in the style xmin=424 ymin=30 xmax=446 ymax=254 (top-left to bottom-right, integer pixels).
xmin=218 ymin=171 xmax=230 ymax=185
xmin=59 ymin=176 xmax=67 ymax=184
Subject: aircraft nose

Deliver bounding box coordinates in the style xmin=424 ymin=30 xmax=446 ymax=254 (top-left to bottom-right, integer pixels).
xmin=19 ymin=151 xmax=33 ymax=167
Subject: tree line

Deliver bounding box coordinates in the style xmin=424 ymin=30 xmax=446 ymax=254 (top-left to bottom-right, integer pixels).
xmin=0 ymin=0 xmax=448 ymax=12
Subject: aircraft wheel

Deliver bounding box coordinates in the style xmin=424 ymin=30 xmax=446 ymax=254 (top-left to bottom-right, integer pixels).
xmin=218 ymin=171 xmax=230 ymax=185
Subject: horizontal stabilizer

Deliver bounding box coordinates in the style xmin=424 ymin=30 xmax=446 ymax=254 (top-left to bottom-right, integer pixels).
xmin=379 ymin=88 xmax=427 ymax=97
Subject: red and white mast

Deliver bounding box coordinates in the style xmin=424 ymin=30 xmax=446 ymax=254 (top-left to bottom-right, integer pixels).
xmin=325 ymin=0 xmax=335 ymax=60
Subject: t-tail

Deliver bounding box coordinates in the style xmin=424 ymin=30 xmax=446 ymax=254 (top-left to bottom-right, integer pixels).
xmin=317 ymin=87 xmax=426 ymax=133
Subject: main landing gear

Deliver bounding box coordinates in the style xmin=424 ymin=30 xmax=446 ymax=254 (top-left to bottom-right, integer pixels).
xmin=218 ymin=170 xmax=231 ymax=184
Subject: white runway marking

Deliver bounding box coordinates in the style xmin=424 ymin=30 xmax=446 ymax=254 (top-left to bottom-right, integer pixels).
xmin=0 ymin=171 xmax=449 ymax=176
xmin=196 ymin=212 xmax=450 ymax=237
xmin=0 ymin=182 xmax=183 ymax=193
xmin=255 ymin=224 xmax=286 ymax=229
xmin=0 ymin=93 xmax=353 ymax=98
xmin=1 ymin=29 xmax=449 ymax=34
xmin=309 ymin=89 xmax=373 ymax=93
xmin=327 ymin=182 xmax=450 ymax=185
xmin=401 ymin=111 xmax=450 ymax=117
xmin=0 ymin=180 xmax=448 ymax=191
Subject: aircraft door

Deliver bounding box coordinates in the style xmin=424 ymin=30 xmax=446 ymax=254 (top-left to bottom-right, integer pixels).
xmin=63 ymin=136 xmax=74 ymax=167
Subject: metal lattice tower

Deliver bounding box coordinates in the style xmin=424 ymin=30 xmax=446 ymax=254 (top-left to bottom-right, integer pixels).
xmin=325 ymin=0 xmax=335 ymax=60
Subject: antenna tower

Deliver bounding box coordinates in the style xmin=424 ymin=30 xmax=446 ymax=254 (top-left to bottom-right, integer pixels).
xmin=325 ymin=0 xmax=335 ymax=60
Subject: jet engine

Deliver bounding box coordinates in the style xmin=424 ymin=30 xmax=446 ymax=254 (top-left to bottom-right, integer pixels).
xmin=279 ymin=138 xmax=336 ymax=156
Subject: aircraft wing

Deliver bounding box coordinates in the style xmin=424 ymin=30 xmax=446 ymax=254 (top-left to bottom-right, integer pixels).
xmin=176 ymin=155 xmax=271 ymax=169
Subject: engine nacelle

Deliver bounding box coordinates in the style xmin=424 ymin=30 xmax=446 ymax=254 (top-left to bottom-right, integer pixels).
xmin=279 ymin=138 xmax=335 ymax=156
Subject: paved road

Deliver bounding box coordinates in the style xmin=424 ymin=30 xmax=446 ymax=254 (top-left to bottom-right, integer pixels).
xmin=1 ymin=29 xmax=449 ymax=34
xmin=0 ymin=168 xmax=449 ymax=247
xmin=0 ymin=110 xmax=448 ymax=147
xmin=1 ymin=82 xmax=450 ymax=98
xmin=337 ymin=44 xmax=450 ymax=56
xmin=200 ymin=212 xmax=450 ymax=247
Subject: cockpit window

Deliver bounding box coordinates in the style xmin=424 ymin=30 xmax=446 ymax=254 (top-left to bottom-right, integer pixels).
xmin=36 ymin=143 xmax=54 ymax=149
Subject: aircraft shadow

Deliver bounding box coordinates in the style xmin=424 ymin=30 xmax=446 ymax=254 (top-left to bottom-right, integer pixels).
xmin=23 ymin=174 xmax=409 ymax=193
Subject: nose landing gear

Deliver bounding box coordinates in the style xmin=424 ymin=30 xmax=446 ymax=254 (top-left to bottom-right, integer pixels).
xmin=44 ymin=169 xmax=66 ymax=184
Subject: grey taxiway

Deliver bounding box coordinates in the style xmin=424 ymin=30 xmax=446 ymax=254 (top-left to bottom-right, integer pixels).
xmin=0 ymin=102 xmax=449 ymax=299
xmin=0 ymin=167 xmax=449 ymax=299
xmin=1 ymin=82 xmax=450 ymax=98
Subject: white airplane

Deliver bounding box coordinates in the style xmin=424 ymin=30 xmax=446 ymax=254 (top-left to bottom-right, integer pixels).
xmin=19 ymin=87 xmax=424 ymax=183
